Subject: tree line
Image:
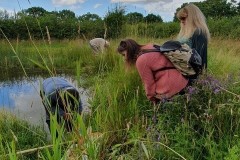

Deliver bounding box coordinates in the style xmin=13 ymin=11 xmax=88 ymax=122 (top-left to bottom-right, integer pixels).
xmin=0 ymin=0 xmax=239 ymax=40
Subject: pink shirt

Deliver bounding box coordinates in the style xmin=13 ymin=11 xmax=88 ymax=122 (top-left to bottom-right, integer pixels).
xmin=136 ymin=44 xmax=188 ymax=101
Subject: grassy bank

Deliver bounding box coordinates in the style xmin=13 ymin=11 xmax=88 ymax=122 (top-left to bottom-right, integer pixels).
xmin=0 ymin=37 xmax=240 ymax=159
xmin=87 ymin=38 xmax=240 ymax=159
xmin=0 ymin=110 xmax=48 ymax=160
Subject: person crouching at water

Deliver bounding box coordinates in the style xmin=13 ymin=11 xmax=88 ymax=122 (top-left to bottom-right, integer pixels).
xmin=89 ymin=38 xmax=110 ymax=54
xmin=40 ymin=77 xmax=82 ymax=132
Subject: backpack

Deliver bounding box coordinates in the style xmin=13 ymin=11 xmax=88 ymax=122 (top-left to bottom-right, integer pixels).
xmin=140 ymin=40 xmax=202 ymax=79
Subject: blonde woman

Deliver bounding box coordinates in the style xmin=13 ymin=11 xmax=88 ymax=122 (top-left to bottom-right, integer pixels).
xmin=177 ymin=3 xmax=210 ymax=69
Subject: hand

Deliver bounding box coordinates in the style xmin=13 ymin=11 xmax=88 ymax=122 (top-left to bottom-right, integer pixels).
xmin=64 ymin=113 xmax=71 ymax=120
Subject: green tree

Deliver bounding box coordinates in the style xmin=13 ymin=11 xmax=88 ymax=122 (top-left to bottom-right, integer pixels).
xmin=0 ymin=19 xmax=17 ymax=39
xmin=78 ymin=13 xmax=104 ymax=38
xmin=144 ymin=13 xmax=163 ymax=23
xmin=104 ymin=5 xmax=126 ymax=38
xmin=58 ymin=9 xmax=76 ymax=19
xmin=237 ymin=2 xmax=240 ymax=14
xmin=0 ymin=9 xmax=10 ymax=19
xmin=197 ymin=0 xmax=238 ymax=18
xmin=79 ymin=12 xmax=102 ymax=22
xmin=24 ymin=7 xmax=47 ymax=17
xmin=39 ymin=13 xmax=59 ymax=39
xmin=173 ymin=0 xmax=239 ymax=21
xmin=125 ymin=12 xmax=144 ymax=24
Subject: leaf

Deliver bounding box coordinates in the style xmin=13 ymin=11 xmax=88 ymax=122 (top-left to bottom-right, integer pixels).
xmin=28 ymin=58 xmax=47 ymax=70
xmin=141 ymin=141 xmax=149 ymax=159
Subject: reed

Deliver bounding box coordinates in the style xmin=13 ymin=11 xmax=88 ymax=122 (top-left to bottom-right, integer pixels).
xmin=0 ymin=4 xmax=240 ymax=158
xmin=0 ymin=36 xmax=240 ymax=159
xmin=79 ymin=38 xmax=240 ymax=159
xmin=0 ymin=110 xmax=48 ymax=160
xmin=208 ymin=38 xmax=240 ymax=77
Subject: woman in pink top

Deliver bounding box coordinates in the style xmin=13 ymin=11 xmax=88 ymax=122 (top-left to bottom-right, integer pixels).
xmin=117 ymin=39 xmax=189 ymax=104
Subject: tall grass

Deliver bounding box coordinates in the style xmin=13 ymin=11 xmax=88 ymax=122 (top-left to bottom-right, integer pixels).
xmin=81 ymin=38 xmax=240 ymax=159
xmin=0 ymin=37 xmax=239 ymax=159
xmin=0 ymin=110 xmax=47 ymax=159
xmin=0 ymin=39 xmax=90 ymax=71
xmin=208 ymin=38 xmax=240 ymax=77
xmin=0 ymin=3 xmax=239 ymax=158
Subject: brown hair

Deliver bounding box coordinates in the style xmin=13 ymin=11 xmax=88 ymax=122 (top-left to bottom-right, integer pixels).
xmin=56 ymin=89 xmax=81 ymax=113
xmin=117 ymin=39 xmax=142 ymax=65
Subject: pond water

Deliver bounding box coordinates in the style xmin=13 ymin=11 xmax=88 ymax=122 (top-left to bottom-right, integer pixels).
xmin=0 ymin=72 xmax=90 ymax=131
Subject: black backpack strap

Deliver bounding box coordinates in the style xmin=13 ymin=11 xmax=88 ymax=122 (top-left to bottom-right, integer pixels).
xmin=140 ymin=49 xmax=160 ymax=54
xmin=153 ymin=67 xmax=176 ymax=73
xmin=139 ymin=47 xmax=177 ymax=73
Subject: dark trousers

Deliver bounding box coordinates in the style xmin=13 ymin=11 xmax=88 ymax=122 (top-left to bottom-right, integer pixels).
xmin=43 ymin=92 xmax=74 ymax=133
xmin=46 ymin=116 xmax=73 ymax=135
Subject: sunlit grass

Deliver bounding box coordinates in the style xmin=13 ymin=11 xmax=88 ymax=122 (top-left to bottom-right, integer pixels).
xmin=0 ymin=36 xmax=240 ymax=159
xmin=208 ymin=38 xmax=240 ymax=77
xmin=1 ymin=37 xmax=239 ymax=77
xmin=0 ymin=109 xmax=48 ymax=159
xmin=1 ymin=3 xmax=239 ymax=159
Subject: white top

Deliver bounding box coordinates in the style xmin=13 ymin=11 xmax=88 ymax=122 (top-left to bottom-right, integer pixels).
xmin=89 ymin=38 xmax=109 ymax=53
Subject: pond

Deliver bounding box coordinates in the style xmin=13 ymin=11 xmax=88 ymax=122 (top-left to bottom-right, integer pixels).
xmin=0 ymin=71 xmax=90 ymax=132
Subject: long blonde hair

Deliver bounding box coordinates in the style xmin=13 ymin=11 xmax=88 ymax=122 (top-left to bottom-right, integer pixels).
xmin=177 ymin=3 xmax=210 ymax=41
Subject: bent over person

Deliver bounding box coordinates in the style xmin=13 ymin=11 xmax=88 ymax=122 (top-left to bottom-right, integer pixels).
xmin=117 ymin=39 xmax=189 ymax=104
xmin=89 ymin=38 xmax=110 ymax=54
xmin=40 ymin=77 xmax=82 ymax=132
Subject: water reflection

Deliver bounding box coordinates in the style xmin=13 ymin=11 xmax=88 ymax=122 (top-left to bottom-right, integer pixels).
xmin=0 ymin=78 xmax=37 ymax=109
xmin=0 ymin=72 xmax=90 ymax=128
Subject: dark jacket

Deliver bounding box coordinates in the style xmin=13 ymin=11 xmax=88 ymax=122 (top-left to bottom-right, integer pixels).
xmin=189 ymin=29 xmax=208 ymax=69
xmin=41 ymin=77 xmax=82 ymax=121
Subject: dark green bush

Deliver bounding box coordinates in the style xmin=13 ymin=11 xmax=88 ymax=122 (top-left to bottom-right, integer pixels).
xmin=1 ymin=14 xmax=240 ymax=40
xmin=104 ymin=5 xmax=126 ymax=39
xmin=136 ymin=22 xmax=179 ymax=38
xmin=208 ymin=16 xmax=240 ymax=39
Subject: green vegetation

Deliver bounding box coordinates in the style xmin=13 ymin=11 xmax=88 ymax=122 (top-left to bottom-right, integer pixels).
xmin=0 ymin=37 xmax=239 ymax=159
xmin=0 ymin=0 xmax=239 ymax=40
xmin=0 ymin=110 xmax=47 ymax=160
xmin=83 ymin=38 xmax=240 ymax=159
xmin=0 ymin=0 xmax=240 ymax=159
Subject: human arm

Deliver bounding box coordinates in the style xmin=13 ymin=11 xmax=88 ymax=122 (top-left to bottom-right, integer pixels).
xmin=136 ymin=55 xmax=157 ymax=103
xmin=191 ymin=29 xmax=208 ymax=68
xmin=63 ymin=100 xmax=82 ymax=120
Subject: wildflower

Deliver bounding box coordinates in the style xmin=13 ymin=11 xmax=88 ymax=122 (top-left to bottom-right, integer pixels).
xmin=185 ymin=86 xmax=199 ymax=100
xmin=146 ymin=126 xmax=151 ymax=132
xmin=213 ymin=88 xmax=221 ymax=94
xmin=152 ymin=115 xmax=157 ymax=124
xmin=157 ymin=131 xmax=161 ymax=142
xmin=186 ymin=86 xmax=198 ymax=95
xmin=198 ymin=75 xmax=222 ymax=94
